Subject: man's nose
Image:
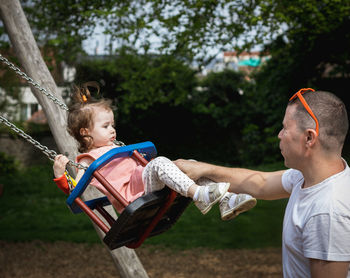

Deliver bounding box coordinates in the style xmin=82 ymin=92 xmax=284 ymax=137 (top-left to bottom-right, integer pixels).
xmin=277 ymin=129 xmax=282 ymax=139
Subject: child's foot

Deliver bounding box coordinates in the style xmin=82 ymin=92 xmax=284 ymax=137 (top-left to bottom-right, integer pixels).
xmin=219 ymin=193 xmax=257 ymax=220
xmin=194 ymin=182 xmax=230 ymax=214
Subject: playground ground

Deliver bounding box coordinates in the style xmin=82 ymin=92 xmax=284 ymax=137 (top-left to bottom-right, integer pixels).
xmin=0 ymin=241 xmax=282 ymax=277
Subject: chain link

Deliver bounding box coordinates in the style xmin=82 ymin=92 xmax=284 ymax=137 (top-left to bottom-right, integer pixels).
xmin=0 ymin=115 xmax=87 ymax=170
xmin=0 ymin=54 xmax=69 ymax=111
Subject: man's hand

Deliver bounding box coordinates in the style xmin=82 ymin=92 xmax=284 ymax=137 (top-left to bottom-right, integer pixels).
xmin=174 ymin=159 xmax=208 ymax=181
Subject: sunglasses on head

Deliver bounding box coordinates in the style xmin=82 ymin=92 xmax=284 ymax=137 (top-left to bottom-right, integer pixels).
xmin=289 ymin=88 xmax=319 ymax=136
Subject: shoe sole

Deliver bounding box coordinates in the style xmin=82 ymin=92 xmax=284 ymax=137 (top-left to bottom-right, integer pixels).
xmin=199 ymin=183 xmax=230 ymax=215
xmin=221 ymin=198 xmax=257 ymax=221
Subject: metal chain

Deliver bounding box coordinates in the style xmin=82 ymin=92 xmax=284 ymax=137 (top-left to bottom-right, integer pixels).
xmin=0 ymin=53 xmax=69 ymax=111
xmin=0 ymin=115 xmax=87 ymax=170
xmin=114 ymin=140 xmax=126 ymax=147
xmin=65 ymin=172 xmax=76 ymax=192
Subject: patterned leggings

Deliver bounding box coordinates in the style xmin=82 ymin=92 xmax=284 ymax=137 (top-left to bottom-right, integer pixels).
xmin=142 ymin=156 xmax=195 ymax=197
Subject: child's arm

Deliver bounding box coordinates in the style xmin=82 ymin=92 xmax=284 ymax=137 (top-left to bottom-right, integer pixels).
xmin=53 ymin=154 xmax=70 ymax=194
xmin=53 ymin=155 xmax=93 ymax=195
xmin=75 ymin=157 xmax=93 ymax=182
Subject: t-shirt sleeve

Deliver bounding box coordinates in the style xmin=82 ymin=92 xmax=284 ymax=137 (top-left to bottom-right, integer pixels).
xmin=303 ymin=213 xmax=350 ymax=261
xmin=281 ymin=168 xmax=303 ymax=194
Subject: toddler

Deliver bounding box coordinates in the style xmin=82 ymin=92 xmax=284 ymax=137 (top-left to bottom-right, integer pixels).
xmin=53 ymin=83 xmax=256 ymax=220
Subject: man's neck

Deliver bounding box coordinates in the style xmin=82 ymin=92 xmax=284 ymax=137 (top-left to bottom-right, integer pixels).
xmin=301 ymin=155 xmax=345 ymax=188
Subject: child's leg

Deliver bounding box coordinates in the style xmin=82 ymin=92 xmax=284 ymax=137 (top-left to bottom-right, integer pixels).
xmin=219 ymin=192 xmax=257 ymax=221
xmin=142 ymin=157 xmax=229 ymax=214
xmin=142 ymin=156 xmax=194 ymax=196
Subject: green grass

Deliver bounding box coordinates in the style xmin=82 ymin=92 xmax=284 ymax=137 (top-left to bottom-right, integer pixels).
xmin=146 ymin=198 xmax=287 ymax=249
xmin=0 ymin=162 xmax=287 ymax=249
xmin=0 ymin=163 xmax=99 ymax=243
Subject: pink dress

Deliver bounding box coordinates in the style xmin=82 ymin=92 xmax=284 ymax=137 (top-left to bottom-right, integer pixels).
xmin=77 ymin=145 xmax=145 ymax=213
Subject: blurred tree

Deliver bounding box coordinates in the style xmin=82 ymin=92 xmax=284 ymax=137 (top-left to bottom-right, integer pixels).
xmin=240 ymin=1 xmax=350 ymax=164
xmin=193 ymin=69 xmax=246 ymax=128
xmin=1 ymin=0 xmax=349 ymax=165
xmin=6 ymin=0 xmax=345 ymax=64
xmin=74 ymin=48 xmax=200 ymax=157
xmin=74 ymin=46 xmax=197 ymax=115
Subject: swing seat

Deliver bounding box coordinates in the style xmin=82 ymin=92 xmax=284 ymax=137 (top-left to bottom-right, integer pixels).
xmin=104 ymin=187 xmax=191 ymax=249
xmin=66 ymin=141 xmax=191 ymax=249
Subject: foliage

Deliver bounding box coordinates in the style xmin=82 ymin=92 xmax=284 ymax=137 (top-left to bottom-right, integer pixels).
xmin=193 ymin=69 xmax=246 ymax=128
xmin=74 ymin=54 xmax=269 ymax=165
xmin=19 ymin=0 xmax=111 ymax=63
xmin=74 ymin=48 xmax=206 ymax=159
xmin=14 ymin=0 xmax=257 ymax=65
xmin=0 ymin=152 xmax=18 ymax=176
xmin=23 ymin=122 xmax=51 ymax=137
xmin=1 ymin=0 xmax=350 ymax=165
xmin=260 ymin=0 xmax=350 ymax=41
xmin=189 ymin=69 xmax=257 ymax=164
xmin=243 ymin=4 xmax=350 ymax=161
xmin=10 ymin=1 xmax=347 ymax=65
xmin=75 ymin=47 xmax=197 ymax=115
xmin=0 ymin=47 xmax=22 ymax=115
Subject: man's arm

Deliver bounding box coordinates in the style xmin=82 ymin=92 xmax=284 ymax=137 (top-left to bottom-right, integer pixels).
xmin=174 ymin=159 xmax=289 ymax=200
xmin=310 ymin=259 xmax=349 ymax=278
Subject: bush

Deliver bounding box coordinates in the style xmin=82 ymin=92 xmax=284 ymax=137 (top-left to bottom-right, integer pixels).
xmin=0 ymin=152 xmax=18 ymax=176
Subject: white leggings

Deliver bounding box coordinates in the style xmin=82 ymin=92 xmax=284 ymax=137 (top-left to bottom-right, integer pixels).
xmin=142 ymin=156 xmax=195 ymax=197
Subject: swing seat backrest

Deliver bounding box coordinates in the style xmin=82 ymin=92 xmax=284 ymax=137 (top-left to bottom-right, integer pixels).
xmin=65 ymin=141 xmax=192 ymax=249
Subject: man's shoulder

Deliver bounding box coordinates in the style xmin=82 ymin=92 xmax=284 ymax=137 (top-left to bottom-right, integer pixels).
xmin=282 ymin=168 xmax=303 ymax=193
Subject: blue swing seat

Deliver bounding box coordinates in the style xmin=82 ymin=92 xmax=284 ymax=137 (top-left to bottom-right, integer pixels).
xmin=66 ymin=141 xmax=191 ymax=249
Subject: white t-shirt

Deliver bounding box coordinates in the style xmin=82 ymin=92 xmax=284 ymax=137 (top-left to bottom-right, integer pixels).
xmin=282 ymin=161 xmax=350 ymax=278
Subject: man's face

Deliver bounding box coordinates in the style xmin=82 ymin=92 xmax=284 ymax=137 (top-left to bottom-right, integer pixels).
xmin=278 ymin=105 xmax=305 ymax=169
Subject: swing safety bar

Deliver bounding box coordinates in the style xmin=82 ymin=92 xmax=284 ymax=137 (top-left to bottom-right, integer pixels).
xmin=66 ymin=141 xmax=156 ymax=212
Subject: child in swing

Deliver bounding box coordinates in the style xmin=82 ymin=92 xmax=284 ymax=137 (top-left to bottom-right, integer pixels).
xmin=53 ymin=82 xmax=256 ymax=220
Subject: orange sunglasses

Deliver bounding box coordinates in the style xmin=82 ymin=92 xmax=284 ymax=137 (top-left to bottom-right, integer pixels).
xmin=289 ymin=88 xmax=319 ymax=136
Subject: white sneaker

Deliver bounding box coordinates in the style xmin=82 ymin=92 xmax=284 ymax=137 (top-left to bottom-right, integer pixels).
xmin=194 ymin=182 xmax=230 ymax=214
xmin=220 ymin=193 xmax=257 ymax=220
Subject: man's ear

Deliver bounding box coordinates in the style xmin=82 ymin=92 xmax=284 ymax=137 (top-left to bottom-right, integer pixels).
xmin=80 ymin=128 xmax=89 ymax=136
xmin=305 ymin=129 xmax=317 ymax=147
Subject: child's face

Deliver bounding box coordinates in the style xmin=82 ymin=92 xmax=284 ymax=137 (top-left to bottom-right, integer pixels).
xmin=86 ymin=106 xmax=116 ymax=149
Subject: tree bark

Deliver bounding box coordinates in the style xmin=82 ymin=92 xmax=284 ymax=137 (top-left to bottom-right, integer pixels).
xmin=0 ymin=1 xmax=149 ymax=277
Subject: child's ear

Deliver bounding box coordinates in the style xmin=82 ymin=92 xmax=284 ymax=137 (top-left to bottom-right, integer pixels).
xmin=80 ymin=128 xmax=89 ymax=136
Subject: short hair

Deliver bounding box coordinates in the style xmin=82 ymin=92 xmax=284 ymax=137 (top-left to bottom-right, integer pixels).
xmin=288 ymin=90 xmax=348 ymax=152
xmin=67 ymin=82 xmax=113 ymax=153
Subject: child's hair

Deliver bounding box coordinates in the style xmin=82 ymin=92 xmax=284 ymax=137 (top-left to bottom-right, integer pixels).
xmin=67 ymin=81 xmax=113 ymax=153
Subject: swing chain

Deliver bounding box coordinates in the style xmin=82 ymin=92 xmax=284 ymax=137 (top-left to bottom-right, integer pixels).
xmin=113 ymin=140 xmax=126 ymax=147
xmin=0 ymin=54 xmax=69 ymax=111
xmin=0 ymin=115 xmax=87 ymax=170
xmin=65 ymin=172 xmax=76 ymax=192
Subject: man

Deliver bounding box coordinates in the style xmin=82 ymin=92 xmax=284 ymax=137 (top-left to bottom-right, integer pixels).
xmin=175 ymin=89 xmax=350 ymax=277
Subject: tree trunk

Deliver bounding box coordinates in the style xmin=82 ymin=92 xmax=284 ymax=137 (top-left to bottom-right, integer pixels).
xmin=0 ymin=1 xmax=149 ymax=277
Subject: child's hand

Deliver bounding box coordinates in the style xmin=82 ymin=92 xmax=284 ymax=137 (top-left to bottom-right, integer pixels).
xmin=53 ymin=154 xmax=70 ymax=178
